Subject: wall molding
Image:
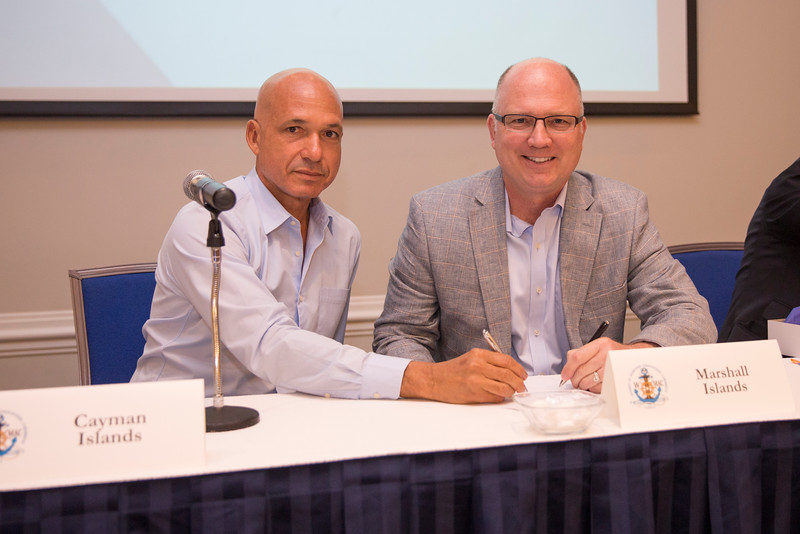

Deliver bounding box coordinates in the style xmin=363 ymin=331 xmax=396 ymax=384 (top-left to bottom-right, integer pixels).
xmin=0 ymin=299 xmax=641 ymax=390
xmin=0 ymin=297 xmax=389 ymax=361
xmin=0 ymin=297 xmax=641 ymax=359
xmin=0 ymin=310 xmax=75 ymax=341
xmin=343 ymin=294 xmax=386 ymax=340
xmin=0 ymin=311 xmax=76 ymax=359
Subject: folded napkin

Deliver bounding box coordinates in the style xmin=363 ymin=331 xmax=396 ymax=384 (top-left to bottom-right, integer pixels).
xmin=786 ymin=306 xmax=800 ymax=325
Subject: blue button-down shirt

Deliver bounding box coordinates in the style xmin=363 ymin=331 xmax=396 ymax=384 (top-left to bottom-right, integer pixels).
xmin=132 ymin=168 xmax=409 ymax=399
xmin=505 ymin=185 xmax=570 ymax=374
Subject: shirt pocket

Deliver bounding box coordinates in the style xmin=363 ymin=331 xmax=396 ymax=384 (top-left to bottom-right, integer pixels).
xmin=316 ymin=287 xmax=351 ymax=338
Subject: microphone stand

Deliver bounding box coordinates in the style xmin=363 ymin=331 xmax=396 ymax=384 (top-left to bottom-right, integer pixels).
xmin=203 ymin=210 xmax=260 ymax=432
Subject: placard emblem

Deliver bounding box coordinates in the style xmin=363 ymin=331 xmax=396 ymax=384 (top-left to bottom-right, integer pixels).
xmin=0 ymin=411 xmax=27 ymax=461
xmin=628 ymin=366 xmax=668 ymax=406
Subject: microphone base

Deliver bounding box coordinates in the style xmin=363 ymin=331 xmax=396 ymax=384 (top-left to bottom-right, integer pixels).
xmin=205 ymin=405 xmax=260 ymax=433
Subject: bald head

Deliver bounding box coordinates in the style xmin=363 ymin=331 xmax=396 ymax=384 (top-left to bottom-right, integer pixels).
xmin=245 ymin=68 xmax=344 ymax=221
xmin=493 ymin=58 xmax=583 ymax=116
xmin=253 ymin=68 xmax=343 ymax=122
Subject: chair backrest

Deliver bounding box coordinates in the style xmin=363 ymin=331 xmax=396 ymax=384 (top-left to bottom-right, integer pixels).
xmin=668 ymin=242 xmax=744 ymax=333
xmin=69 ymin=263 xmax=157 ymax=385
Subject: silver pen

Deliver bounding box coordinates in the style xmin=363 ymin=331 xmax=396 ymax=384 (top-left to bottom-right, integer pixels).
xmin=482 ymin=329 xmax=502 ymax=353
xmin=483 ymin=328 xmax=527 ymax=393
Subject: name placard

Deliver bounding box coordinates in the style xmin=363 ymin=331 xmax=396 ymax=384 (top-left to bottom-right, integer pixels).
xmin=0 ymin=379 xmax=205 ymax=491
xmin=768 ymin=319 xmax=800 ymax=357
xmin=601 ymin=340 xmax=796 ymax=432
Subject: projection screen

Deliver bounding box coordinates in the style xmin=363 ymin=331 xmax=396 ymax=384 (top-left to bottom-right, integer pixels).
xmin=0 ymin=0 xmax=696 ymax=116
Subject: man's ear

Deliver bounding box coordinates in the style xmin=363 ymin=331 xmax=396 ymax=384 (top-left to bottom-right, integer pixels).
xmin=487 ymin=113 xmax=498 ymax=149
xmin=245 ymin=120 xmax=259 ymax=156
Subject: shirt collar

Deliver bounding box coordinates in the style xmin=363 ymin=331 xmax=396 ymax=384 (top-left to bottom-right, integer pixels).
xmin=505 ymin=182 xmax=568 ymax=237
xmin=244 ymin=168 xmax=333 ymax=235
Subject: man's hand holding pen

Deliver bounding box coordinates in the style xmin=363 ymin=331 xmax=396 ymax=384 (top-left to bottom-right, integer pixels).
xmin=400 ymin=348 xmax=528 ymax=404
xmin=559 ymin=321 xmax=658 ymax=393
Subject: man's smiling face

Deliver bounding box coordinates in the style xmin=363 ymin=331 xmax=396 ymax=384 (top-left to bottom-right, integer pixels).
xmin=488 ymin=59 xmax=587 ymax=208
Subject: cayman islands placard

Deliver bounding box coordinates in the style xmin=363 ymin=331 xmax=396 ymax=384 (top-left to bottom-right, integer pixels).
xmin=0 ymin=379 xmax=205 ymax=491
xmin=601 ymin=340 xmax=795 ymax=432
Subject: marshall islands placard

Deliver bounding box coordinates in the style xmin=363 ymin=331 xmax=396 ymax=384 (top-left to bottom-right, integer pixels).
xmin=0 ymin=379 xmax=205 ymax=491
xmin=601 ymin=339 xmax=795 ymax=431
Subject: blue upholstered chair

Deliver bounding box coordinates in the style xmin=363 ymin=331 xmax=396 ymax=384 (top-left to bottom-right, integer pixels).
xmin=668 ymin=242 xmax=744 ymax=333
xmin=68 ymin=263 xmax=157 ymax=385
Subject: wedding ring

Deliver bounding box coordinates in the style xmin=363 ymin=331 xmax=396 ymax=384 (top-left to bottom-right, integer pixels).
xmin=592 ymin=371 xmax=600 ymax=383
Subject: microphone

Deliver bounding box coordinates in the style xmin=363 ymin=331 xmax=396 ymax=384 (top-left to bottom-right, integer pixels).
xmin=183 ymin=170 xmax=236 ymax=212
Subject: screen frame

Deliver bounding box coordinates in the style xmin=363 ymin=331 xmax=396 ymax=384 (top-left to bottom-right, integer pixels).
xmin=0 ymin=0 xmax=696 ymax=118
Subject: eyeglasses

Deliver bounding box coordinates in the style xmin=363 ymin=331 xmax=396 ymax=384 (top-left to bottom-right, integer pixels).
xmin=492 ymin=113 xmax=583 ymax=133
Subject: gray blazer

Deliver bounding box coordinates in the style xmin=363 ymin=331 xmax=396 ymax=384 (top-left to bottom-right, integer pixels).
xmin=373 ymin=167 xmax=716 ymax=362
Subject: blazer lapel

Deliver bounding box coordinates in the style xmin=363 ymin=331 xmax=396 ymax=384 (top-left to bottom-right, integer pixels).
xmin=469 ymin=168 xmax=513 ymax=353
xmin=560 ymin=173 xmax=602 ymax=348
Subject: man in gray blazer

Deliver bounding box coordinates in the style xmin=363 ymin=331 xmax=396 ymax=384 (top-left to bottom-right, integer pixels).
xmin=374 ymin=58 xmax=716 ymax=393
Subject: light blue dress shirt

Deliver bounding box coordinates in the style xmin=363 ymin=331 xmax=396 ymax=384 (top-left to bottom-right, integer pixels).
xmin=505 ymin=185 xmax=570 ymax=374
xmin=131 ymin=168 xmax=409 ymax=399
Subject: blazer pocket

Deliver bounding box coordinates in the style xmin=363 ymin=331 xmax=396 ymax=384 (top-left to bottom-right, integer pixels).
xmin=583 ymin=281 xmax=627 ymax=316
xmin=763 ymin=299 xmax=794 ymax=321
xmin=728 ymin=322 xmax=761 ymax=342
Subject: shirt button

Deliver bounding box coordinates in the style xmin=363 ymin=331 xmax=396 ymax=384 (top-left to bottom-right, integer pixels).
xmin=290 ymin=220 xmax=296 ymax=226
xmin=534 ymin=330 xmax=541 ymax=336
xmin=295 ymin=250 xmax=301 ymax=257
xmin=536 ymin=287 xmax=543 ymax=295
xmin=373 ymin=393 xmax=381 ymax=399
xmin=299 ymin=295 xmax=305 ymax=302
xmin=324 ymin=393 xmax=331 ymax=398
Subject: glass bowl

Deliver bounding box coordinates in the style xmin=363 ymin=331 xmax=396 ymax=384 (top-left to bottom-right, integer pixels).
xmin=513 ymin=390 xmax=604 ymax=434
